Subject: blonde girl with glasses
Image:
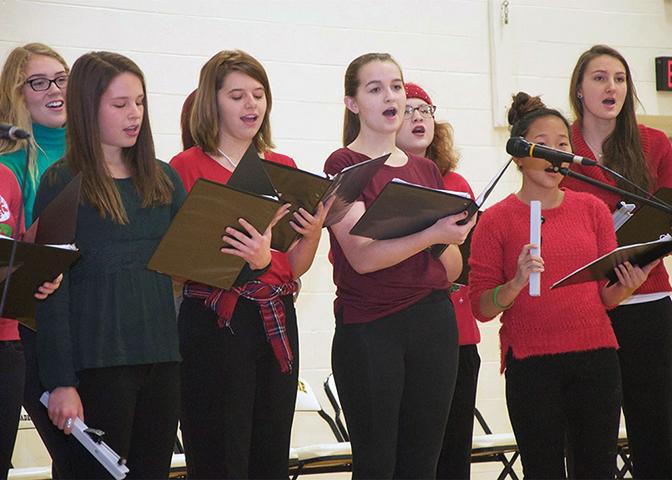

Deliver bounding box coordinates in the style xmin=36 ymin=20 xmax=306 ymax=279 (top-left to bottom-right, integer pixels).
xmin=0 ymin=43 xmax=72 ymax=479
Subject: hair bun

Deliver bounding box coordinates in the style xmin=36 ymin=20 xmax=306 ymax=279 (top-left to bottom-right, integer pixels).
xmin=508 ymin=92 xmax=547 ymax=127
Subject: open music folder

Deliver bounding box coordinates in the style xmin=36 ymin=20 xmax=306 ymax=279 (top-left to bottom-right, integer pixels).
xmin=349 ymin=159 xmax=511 ymax=241
xmin=1 ymin=173 xmax=82 ymax=328
xmin=228 ymin=145 xmax=389 ymax=252
xmin=615 ymin=187 xmax=672 ymax=247
xmin=147 ymin=178 xmax=284 ymax=291
xmin=551 ymin=234 xmax=672 ymax=290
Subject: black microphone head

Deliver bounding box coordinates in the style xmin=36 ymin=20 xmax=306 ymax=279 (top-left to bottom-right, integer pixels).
xmin=13 ymin=128 xmax=30 ymax=140
xmin=506 ymin=136 xmax=531 ymax=158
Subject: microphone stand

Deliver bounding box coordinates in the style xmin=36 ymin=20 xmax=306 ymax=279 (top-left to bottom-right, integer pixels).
xmin=557 ymin=166 xmax=672 ymax=214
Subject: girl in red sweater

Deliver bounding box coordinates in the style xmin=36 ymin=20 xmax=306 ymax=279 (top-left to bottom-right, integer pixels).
xmin=469 ymin=92 xmax=656 ymax=478
xmin=561 ymin=45 xmax=672 ymax=479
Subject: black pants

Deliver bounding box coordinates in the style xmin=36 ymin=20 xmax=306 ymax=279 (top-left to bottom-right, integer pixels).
xmin=18 ymin=325 xmax=72 ymax=479
xmin=505 ymin=348 xmax=621 ymax=479
xmin=609 ymin=298 xmax=672 ymax=479
xmin=0 ymin=340 xmax=24 ymax=479
xmin=436 ymin=344 xmax=480 ymax=480
xmin=67 ymin=362 xmax=180 ymax=479
xmin=332 ymin=291 xmax=459 ymax=479
xmin=179 ymin=296 xmax=299 ymax=479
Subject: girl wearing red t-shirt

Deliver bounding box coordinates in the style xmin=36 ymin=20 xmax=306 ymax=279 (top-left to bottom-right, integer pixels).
xmin=324 ymin=53 xmax=476 ymax=478
xmin=170 ymin=50 xmax=329 ymax=479
xmin=469 ymin=92 xmax=655 ymax=478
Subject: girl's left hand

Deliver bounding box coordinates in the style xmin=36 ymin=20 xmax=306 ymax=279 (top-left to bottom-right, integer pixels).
xmin=289 ymin=197 xmax=335 ymax=242
xmin=34 ymin=274 xmax=63 ymax=300
xmin=614 ymin=260 xmax=660 ymax=290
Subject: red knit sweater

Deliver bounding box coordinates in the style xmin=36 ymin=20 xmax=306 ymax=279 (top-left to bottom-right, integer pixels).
xmin=561 ymin=123 xmax=672 ymax=295
xmin=468 ymin=190 xmax=619 ymax=372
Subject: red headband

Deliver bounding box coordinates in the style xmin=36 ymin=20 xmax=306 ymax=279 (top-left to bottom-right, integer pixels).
xmin=405 ymin=83 xmax=433 ymax=105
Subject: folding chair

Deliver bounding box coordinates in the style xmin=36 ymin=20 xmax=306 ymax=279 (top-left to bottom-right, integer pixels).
xmin=290 ymin=377 xmax=352 ymax=479
xmin=471 ymin=408 xmax=521 ymax=480
xmin=323 ymin=373 xmax=349 ymax=441
xmin=616 ymin=427 xmax=632 ymax=479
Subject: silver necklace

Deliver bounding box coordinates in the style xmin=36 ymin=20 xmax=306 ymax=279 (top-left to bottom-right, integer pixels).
xmin=583 ymin=138 xmax=604 ymax=159
xmin=217 ymin=148 xmax=237 ymax=168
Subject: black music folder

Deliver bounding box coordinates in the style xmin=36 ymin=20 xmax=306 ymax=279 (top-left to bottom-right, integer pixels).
xmin=147 ymin=178 xmax=283 ymax=291
xmin=615 ymin=187 xmax=672 ymax=246
xmin=1 ymin=173 xmax=83 ymax=328
xmin=551 ymin=234 xmax=672 ymax=290
xmin=350 ymin=159 xmax=511 ymax=242
xmin=228 ymin=145 xmax=389 ymax=252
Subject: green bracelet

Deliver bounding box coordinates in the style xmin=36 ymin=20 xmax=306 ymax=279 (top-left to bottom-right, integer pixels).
xmin=493 ymin=285 xmax=514 ymax=310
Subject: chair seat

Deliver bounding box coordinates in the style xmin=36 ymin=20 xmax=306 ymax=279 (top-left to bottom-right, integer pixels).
xmin=7 ymin=466 xmax=52 ymax=480
xmin=292 ymin=442 xmax=352 ymax=462
xmin=471 ymin=433 xmax=519 ymax=457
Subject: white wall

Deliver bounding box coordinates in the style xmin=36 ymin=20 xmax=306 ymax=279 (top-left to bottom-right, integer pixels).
xmin=2 ymin=0 xmax=672 ymax=446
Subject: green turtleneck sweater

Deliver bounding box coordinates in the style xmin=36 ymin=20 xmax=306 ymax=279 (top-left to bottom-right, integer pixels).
xmin=0 ymin=123 xmax=66 ymax=227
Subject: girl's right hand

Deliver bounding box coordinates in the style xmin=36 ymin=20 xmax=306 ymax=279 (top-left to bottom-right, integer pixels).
xmin=430 ymin=211 xmax=477 ymax=246
xmin=220 ymin=203 xmax=290 ymax=270
xmin=511 ymin=244 xmax=545 ymax=290
xmin=48 ymin=386 xmax=84 ymax=435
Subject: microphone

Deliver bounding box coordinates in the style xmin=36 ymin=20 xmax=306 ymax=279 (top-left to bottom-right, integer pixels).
xmin=0 ymin=123 xmax=30 ymax=140
xmin=506 ymin=136 xmax=597 ymax=167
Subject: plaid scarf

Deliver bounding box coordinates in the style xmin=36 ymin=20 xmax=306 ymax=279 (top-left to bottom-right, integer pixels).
xmin=184 ymin=280 xmax=298 ymax=373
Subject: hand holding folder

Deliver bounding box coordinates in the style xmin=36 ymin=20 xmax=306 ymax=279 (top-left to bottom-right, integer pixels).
xmin=148 ymin=178 xmax=284 ymax=290
xmin=350 ymin=159 xmax=512 ymax=243
xmin=228 ymin=145 xmax=389 ymax=252
xmin=0 ymin=173 xmax=82 ymax=328
xmin=551 ymin=234 xmax=672 ymax=289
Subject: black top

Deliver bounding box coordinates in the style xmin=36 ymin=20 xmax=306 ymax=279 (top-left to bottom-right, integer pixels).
xmin=34 ymin=161 xmax=186 ymax=390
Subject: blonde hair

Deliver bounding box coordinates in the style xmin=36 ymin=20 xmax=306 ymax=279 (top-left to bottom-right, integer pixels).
xmin=0 ymin=43 xmax=69 ymax=187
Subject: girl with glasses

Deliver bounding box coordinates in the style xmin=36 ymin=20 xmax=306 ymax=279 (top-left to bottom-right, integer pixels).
xmin=396 ymin=82 xmax=480 ymax=480
xmin=0 ymin=43 xmax=72 ymax=479
xmin=324 ymin=53 xmax=475 ymax=478
xmin=34 ymin=51 xmax=186 ymax=479
xmin=170 ymin=50 xmax=329 ymax=479
xmin=561 ymin=44 xmax=672 ymax=478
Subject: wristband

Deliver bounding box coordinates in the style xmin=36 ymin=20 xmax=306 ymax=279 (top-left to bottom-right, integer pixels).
xmin=493 ymin=285 xmax=514 ymax=310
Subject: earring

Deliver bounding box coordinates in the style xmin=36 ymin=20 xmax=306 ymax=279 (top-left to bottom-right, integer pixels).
xmin=578 ymin=92 xmax=583 ymax=99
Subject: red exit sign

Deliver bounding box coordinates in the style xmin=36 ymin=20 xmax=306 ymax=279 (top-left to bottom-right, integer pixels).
xmin=657 ymin=57 xmax=672 ymax=91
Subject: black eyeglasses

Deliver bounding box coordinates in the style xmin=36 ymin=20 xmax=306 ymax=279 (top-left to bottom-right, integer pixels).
xmin=24 ymin=76 xmax=68 ymax=92
xmin=404 ymin=104 xmax=436 ymax=118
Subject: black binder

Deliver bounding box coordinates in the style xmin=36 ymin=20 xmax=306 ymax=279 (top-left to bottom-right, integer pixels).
xmin=228 ymin=145 xmax=389 ymax=252
xmin=551 ymin=235 xmax=672 ymax=289
xmin=350 ymin=159 xmax=511 ymax=243
xmin=1 ymin=173 xmax=83 ymax=328
xmin=147 ymin=178 xmax=283 ymax=290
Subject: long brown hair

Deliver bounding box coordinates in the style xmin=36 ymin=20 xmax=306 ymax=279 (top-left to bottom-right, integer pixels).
xmin=190 ymin=50 xmax=274 ymax=155
xmin=569 ymin=44 xmax=649 ymax=192
xmin=342 ymin=53 xmax=403 ymax=146
xmin=0 ymin=43 xmax=69 ymax=186
xmin=49 ymin=51 xmax=173 ymax=224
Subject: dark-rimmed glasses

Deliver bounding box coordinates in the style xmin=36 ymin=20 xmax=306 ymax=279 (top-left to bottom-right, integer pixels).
xmin=403 ymin=104 xmax=436 ymax=118
xmin=24 ymin=76 xmax=68 ymax=92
